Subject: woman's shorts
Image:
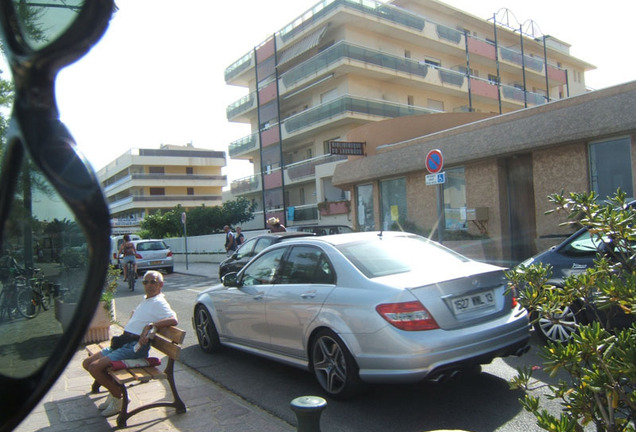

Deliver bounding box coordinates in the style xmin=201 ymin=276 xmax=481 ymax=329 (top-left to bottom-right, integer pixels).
xmin=122 ymin=255 xmax=135 ymax=264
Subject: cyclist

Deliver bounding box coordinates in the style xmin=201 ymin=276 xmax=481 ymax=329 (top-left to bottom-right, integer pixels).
xmin=118 ymin=234 xmax=137 ymax=282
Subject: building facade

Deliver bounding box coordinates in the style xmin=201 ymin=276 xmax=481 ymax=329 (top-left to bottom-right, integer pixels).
xmin=97 ymin=144 xmax=227 ymax=234
xmin=332 ymin=81 xmax=636 ymax=266
xmin=224 ymin=0 xmax=593 ymax=229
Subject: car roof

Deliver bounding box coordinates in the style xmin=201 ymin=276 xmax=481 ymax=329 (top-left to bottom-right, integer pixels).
xmin=253 ymin=232 xmax=315 ymax=240
xmin=275 ymin=230 xmax=416 ymax=246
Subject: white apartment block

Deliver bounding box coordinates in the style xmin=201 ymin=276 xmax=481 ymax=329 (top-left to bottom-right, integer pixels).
xmin=97 ymin=144 xmax=227 ymax=234
xmin=224 ymin=0 xmax=593 ymax=229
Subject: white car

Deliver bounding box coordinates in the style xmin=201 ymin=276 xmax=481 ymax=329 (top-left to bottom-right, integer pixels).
xmin=132 ymin=239 xmax=174 ymax=274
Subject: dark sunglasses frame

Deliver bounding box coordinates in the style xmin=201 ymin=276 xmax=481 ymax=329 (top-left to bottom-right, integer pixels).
xmin=0 ymin=1 xmax=114 ymax=430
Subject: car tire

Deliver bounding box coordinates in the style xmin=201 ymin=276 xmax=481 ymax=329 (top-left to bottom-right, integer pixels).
xmin=533 ymin=303 xmax=586 ymax=344
xmin=166 ymin=266 xmax=174 ymax=274
xmin=310 ymin=329 xmax=364 ymax=399
xmin=194 ymin=305 xmax=221 ymax=353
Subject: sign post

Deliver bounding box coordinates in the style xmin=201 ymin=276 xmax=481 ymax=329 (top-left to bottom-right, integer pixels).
xmin=182 ymin=212 xmax=189 ymax=270
xmin=425 ymin=149 xmax=445 ymax=244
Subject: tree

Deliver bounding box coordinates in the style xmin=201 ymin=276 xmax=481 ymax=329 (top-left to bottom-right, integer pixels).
xmin=507 ymin=190 xmax=636 ymax=432
xmin=139 ymin=198 xmax=257 ymax=239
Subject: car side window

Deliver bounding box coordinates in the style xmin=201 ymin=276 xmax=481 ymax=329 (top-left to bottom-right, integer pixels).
xmin=241 ymin=248 xmax=286 ymax=286
xmin=279 ymin=246 xmax=335 ymax=285
xmin=253 ymin=238 xmax=275 ymax=256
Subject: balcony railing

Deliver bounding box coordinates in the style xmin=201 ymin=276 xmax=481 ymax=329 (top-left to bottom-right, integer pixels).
xmin=278 ymin=0 xmax=424 ymax=43
xmin=286 ymin=154 xmax=348 ymax=182
xmin=283 ymin=95 xmax=435 ymax=134
xmin=281 ymin=41 xmax=430 ymax=89
xmin=229 ymin=133 xmax=259 ymax=158
xmin=288 ymin=204 xmax=318 ymax=222
xmin=225 ymin=52 xmax=254 ymax=82
xmin=230 ymin=174 xmax=261 ymax=195
xmin=226 ymin=92 xmax=256 ymax=120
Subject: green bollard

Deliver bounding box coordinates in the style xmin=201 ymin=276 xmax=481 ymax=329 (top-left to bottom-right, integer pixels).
xmin=290 ymin=396 xmax=327 ymax=432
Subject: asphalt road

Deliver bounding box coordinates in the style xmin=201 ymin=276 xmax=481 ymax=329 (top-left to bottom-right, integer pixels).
xmin=113 ymin=270 xmax=578 ymax=432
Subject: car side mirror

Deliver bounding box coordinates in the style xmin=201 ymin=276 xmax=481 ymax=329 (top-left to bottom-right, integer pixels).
xmin=222 ymin=272 xmax=240 ymax=287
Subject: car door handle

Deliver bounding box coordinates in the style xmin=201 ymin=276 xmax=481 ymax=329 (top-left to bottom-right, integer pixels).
xmin=301 ymin=291 xmax=316 ymax=299
xmin=253 ymin=292 xmax=265 ymax=300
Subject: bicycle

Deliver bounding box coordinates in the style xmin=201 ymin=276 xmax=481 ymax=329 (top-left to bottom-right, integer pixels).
xmin=16 ymin=268 xmax=52 ymax=319
xmin=0 ymin=256 xmax=27 ymax=322
xmin=126 ymin=260 xmax=136 ymax=291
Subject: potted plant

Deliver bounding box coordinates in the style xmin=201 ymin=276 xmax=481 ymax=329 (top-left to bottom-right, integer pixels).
xmin=83 ymin=264 xmax=120 ymax=343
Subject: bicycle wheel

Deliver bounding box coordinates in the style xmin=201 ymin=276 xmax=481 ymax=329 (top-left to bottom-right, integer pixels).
xmin=128 ymin=263 xmax=135 ymax=291
xmin=38 ymin=281 xmax=51 ymax=311
xmin=0 ymin=290 xmax=7 ymax=322
xmin=16 ymin=287 xmax=39 ymax=319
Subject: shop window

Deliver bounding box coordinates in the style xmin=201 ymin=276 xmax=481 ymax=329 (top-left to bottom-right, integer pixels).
xmin=380 ymin=178 xmax=406 ymax=230
xmin=589 ymin=137 xmax=633 ymax=199
xmin=443 ymin=167 xmax=467 ymax=230
xmin=356 ymin=184 xmax=375 ymax=231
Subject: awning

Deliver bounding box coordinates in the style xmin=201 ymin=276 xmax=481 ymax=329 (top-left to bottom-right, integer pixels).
xmin=278 ymin=25 xmax=328 ymax=65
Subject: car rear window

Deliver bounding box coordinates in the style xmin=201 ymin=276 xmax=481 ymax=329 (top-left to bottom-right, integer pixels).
xmin=336 ymin=236 xmax=468 ymax=278
xmin=137 ymin=241 xmax=168 ymax=252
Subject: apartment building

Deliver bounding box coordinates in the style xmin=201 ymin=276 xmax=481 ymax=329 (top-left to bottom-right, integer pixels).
xmin=97 ymin=144 xmax=227 ymax=234
xmin=224 ymin=0 xmax=593 ymax=228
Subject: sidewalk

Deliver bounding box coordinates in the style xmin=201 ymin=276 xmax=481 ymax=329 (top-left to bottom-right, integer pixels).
xmin=14 ymin=257 xmax=296 ymax=432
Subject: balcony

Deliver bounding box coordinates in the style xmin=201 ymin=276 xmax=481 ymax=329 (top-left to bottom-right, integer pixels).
xmin=288 ymin=204 xmax=318 ymax=223
xmin=283 ymin=95 xmax=435 ymax=137
xmin=278 ymin=0 xmax=424 ymax=44
xmin=230 ymin=174 xmax=262 ymax=195
xmin=226 ymin=92 xmax=257 ymax=122
xmin=280 ymin=41 xmax=432 ymax=92
xmin=284 ymin=154 xmax=348 ymax=185
xmin=318 ymin=200 xmax=350 ymax=216
xmin=229 ymin=133 xmax=260 ymax=159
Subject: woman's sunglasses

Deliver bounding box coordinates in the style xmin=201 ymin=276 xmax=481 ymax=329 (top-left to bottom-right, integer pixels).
xmin=0 ymin=1 xmax=114 ymax=430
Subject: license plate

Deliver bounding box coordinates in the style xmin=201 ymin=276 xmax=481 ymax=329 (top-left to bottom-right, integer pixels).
xmin=150 ymin=260 xmax=162 ymax=265
xmin=451 ymin=290 xmax=495 ymax=314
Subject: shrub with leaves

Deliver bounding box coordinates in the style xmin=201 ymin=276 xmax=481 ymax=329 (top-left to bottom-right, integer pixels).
xmin=507 ymin=190 xmax=636 ymax=432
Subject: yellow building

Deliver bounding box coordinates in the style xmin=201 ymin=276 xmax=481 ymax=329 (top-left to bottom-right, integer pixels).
xmin=225 ymin=0 xmax=593 ymax=228
xmin=97 ymin=144 xmax=227 ymax=234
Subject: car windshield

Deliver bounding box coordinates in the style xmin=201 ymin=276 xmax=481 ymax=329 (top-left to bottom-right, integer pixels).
xmin=336 ymin=235 xmax=469 ymax=278
xmin=561 ymin=229 xmax=605 ymax=255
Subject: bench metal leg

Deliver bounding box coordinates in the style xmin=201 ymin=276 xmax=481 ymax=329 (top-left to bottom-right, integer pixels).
xmin=91 ymin=380 xmax=101 ymax=394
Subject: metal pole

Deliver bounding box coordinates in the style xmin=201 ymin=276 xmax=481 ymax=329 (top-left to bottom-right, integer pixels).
xmin=182 ymin=212 xmax=189 ymax=270
xmin=464 ymin=30 xmax=472 ymax=112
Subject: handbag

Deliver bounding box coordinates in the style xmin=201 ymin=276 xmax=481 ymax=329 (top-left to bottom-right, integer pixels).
xmin=110 ymin=333 xmax=139 ymax=350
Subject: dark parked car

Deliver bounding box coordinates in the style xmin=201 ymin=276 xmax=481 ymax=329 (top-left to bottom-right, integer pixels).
xmin=218 ymin=232 xmax=313 ymax=278
xmin=194 ymin=231 xmax=530 ymax=398
xmin=519 ymin=224 xmax=636 ymax=343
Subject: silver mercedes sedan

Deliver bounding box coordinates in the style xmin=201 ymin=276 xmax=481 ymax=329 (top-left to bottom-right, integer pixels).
xmin=193 ymin=231 xmax=530 ymax=399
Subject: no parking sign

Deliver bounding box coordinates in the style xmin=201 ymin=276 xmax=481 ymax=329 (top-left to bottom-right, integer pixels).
xmin=425 ymin=149 xmax=444 ymax=174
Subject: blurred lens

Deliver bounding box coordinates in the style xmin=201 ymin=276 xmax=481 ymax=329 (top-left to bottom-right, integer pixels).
xmin=0 ymin=146 xmax=88 ymax=378
xmin=12 ymin=0 xmax=85 ymax=50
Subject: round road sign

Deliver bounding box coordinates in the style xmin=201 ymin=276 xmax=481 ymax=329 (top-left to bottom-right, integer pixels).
xmin=425 ymin=149 xmax=444 ymax=174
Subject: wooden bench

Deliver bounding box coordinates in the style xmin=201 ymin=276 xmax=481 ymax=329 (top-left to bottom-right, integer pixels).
xmin=86 ymin=326 xmax=187 ymax=427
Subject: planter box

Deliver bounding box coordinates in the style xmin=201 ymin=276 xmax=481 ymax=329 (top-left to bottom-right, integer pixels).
xmin=83 ymin=300 xmax=115 ymax=344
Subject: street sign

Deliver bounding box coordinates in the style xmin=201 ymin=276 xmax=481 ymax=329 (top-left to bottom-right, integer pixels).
xmin=426 ymin=172 xmax=446 ymax=185
xmin=425 ymin=149 xmax=444 ymax=174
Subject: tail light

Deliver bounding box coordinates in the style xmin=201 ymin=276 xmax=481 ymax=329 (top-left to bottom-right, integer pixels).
xmin=135 ymin=253 xmax=142 ymax=259
xmin=376 ymin=301 xmax=439 ymax=331
xmin=510 ymin=286 xmax=519 ymax=308
xmin=167 ymin=251 xmax=173 ymax=257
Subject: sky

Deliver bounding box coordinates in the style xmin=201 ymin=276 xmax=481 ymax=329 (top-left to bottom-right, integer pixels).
xmin=54 ymin=0 xmax=636 ymax=186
